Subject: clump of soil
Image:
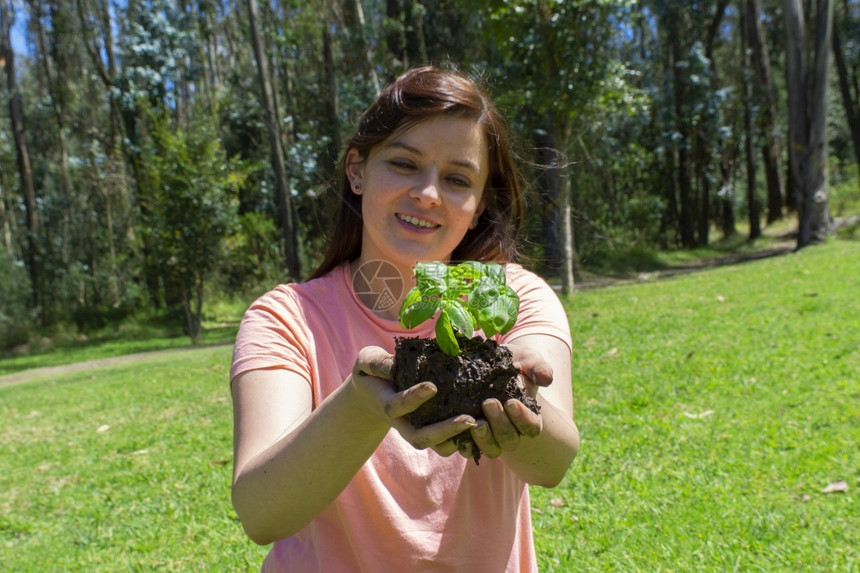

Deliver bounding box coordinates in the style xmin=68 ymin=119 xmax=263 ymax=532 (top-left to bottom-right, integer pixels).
xmin=393 ymin=335 xmax=540 ymax=464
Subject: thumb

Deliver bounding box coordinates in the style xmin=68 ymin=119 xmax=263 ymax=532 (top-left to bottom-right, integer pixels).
xmin=354 ymin=346 xmax=395 ymax=380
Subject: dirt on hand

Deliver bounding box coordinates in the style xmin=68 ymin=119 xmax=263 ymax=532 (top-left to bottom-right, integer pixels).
xmin=393 ymin=335 xmax=539 ymax=464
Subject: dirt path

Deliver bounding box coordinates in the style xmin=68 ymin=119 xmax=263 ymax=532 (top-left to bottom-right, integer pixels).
xmin=0 ymin=343 xmax=233 ymax=389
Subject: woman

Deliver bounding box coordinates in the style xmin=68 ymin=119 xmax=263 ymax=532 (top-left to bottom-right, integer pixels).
xmin=230 ymin=66 xmax=580 ymax=572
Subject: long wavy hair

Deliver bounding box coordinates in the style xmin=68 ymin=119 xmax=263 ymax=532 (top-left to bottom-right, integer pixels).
xmin=308 ymin=66 xmax=524 ymax=280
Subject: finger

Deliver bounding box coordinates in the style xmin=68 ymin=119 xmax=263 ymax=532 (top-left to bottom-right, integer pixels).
xmin=354 ymin=346 xmax=395 ymax=380
xmin=504 ymin=399 xmax=542 ymax=439
xmin=384 ymin=382 xmax=436 ymax=419
xmin=393 ymin=415 xmax=476 ymax=451
xmin=457 ymin=439 xmax=474 ymax=460
xmin=431 ymin=439 xmax=460 ymax=458
xmin=482 ymin=399 xmax=520 ymax=451
xmin=471 ymin=420 xmax=502 ymax=459
xmin=508 ymin=345 xmax=554 ymax=387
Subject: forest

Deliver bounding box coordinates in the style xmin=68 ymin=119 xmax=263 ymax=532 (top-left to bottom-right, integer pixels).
xmin=0 ymin=0 xmax=858 ymax=347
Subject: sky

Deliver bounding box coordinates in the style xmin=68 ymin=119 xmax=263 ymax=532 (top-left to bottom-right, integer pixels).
xmin=8 ymin=0 xmax=29 ymax=57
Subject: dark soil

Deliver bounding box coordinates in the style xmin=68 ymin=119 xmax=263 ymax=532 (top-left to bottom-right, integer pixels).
xmin=393 ymin=335 xmax=540 ymax=464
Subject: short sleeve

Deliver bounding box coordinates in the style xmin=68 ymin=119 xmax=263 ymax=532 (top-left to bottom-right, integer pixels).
xmin=229 ymin=285 xmax=313 ymax=385
xmin=498 ymin=265 xmax=572 ymax=352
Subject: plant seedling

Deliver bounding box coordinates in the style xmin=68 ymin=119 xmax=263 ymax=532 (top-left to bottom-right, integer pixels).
xmin=394 ymin=261 xmax=536 ymax=464
xmin=398 ymin=261 xmax=520 ymax=355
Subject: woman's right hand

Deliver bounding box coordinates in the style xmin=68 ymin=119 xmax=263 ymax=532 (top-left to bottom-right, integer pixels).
xmin=348 ymin=346 xmax=478 ymax=455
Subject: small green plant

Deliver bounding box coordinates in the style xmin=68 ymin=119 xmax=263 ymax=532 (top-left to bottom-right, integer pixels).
xmin=398 ymin=261 xmax=520 ymax=356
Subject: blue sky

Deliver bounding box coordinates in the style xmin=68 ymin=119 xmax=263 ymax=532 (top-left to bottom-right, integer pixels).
xmin=9 ymin=0 xmax=29 ymax=56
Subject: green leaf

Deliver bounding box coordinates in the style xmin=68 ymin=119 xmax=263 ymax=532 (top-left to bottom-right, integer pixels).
xmin=435 ymin=311 xmax=462 ymax=356
xmin=399 ymin=260 xmax=519 ymax=349
xmin=472 ymin=283 xmax=519 ymax=337
xmin=449 ymin=261 xmax=484 ymax=281
xmin=414 ymin=262 xmax=449 ymax=296
xmin=482 ymin=262 xmax=506 ymax=286
xmin=399 ymin=287 xmax=442 ymax=329
xmin=442 ymin=301 xmax=475 ymax=338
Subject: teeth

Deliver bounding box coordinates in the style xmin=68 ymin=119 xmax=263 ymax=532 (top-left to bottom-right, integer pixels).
xmin=398 ymin=214 xmax=437 ymax=228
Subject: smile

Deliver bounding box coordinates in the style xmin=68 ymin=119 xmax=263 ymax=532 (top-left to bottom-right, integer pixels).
xmin=397 ymin=213 xmax=439 ymax=229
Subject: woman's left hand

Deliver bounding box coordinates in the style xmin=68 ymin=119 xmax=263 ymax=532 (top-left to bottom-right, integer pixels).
xmin=459 ymin=343 xmax=555 ymax=460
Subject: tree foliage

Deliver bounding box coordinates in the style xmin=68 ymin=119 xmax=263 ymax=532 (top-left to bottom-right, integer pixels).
xmin=0 ymin=0 xmax=856 ymax=346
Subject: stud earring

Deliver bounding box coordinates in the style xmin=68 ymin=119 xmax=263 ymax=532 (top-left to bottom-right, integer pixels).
xmin=353 ymin=182 xmax=362 ymax=192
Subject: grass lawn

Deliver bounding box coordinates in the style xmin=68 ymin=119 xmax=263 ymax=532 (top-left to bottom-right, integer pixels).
xmin=1 ymin=238 xmax=857 ymax=571
xmin=532 ymin=238 xmax=859 ymax=571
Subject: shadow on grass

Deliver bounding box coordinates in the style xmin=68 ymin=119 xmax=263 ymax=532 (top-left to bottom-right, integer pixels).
xmin=575 ymin=231 xmax=797 ymax=290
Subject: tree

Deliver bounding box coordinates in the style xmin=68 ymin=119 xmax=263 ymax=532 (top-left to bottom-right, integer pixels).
xmin=832 ymin=1 xmax=860 ymax=185
xmin=1 ymin=0 xmax=42 ymax=316
xmin=246 ymin=0 xmax=301 ymax=280
xmin=746 ymin=0 xmax=786 ymax=223
xmin=784 ymin=0 xmax=834 ymax=247
xmin=481 ymin=0 xmax=627 ymax=294
xmin=145 ymin=116 xmax=244 ymax=342
xmin=742 ymin=0 xmax=763 ymax=239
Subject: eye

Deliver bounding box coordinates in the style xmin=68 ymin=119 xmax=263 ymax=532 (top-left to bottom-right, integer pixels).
xmin=388 ymin=159 xmax=416 ymax=171
xmin=447 ymin=175 xmax=472 ymax=188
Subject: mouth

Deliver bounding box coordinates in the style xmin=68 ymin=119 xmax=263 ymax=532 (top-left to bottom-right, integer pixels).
xmin=397 ymin=213 xmax=440 ymax=229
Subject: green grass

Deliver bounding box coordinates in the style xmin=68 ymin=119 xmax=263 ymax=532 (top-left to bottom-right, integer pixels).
xmin=532 ymin=238 xmax=859 ymax=571
xmin=1 ymin=239 xmax=857 ymax=571
xmin=0 ymin=346 xmax=267 ymax=571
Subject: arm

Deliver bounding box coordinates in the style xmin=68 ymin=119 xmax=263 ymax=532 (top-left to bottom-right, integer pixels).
xmin=231 ymin=347 xmax=477 ymax=545
xmin=469 ymin=334 xmax=580 ymax=487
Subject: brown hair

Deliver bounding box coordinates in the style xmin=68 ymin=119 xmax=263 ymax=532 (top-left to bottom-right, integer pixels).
xmin=309 ymin=66 xmax=524 ymax=280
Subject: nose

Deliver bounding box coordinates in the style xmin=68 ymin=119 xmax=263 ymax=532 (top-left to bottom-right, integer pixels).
xmin=409 ymin=170 xmax=441 ymax=206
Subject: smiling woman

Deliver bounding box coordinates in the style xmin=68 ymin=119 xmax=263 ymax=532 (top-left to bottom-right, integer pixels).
xmin=229 ymin=65 xmax=579 ymax=572
xmin=344 ymin=114 xmax=489 ymax=289
xmin=310 ymin=66 xmax=525 ymax=282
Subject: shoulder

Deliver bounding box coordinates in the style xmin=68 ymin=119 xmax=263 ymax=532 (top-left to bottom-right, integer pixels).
xmin=503 ymin=263 xmax=559 ymax=300
xmin=248 ymin=265 xmax=349 ymax=318
xmin=230 ymin=265 xmax=352 ymax=382
xmin=499 ymin=263 xmax=571 ymax=350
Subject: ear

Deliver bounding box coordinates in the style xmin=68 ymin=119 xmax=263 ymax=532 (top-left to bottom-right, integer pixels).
xmin=470 ymin=200 xmax=487 ymax=230
xmin=345 ymin=149 xmax=364 ymax=194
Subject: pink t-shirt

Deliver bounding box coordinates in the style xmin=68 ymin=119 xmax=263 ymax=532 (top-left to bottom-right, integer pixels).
xmin=231 ymin=263 xmax=572 ymax=572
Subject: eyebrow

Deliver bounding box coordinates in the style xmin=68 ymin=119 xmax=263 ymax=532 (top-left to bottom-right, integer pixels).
xmin=385 ymin=141 xmax=482 ymax=174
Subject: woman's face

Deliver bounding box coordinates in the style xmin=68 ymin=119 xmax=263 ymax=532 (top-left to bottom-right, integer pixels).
xmin=347 ymin=115 xmax=489 ymax=279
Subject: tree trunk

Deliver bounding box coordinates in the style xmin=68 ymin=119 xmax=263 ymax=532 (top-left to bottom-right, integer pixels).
xmin=804 ymin=0 xmax=833 ymax=244
xmin=533 ymin=120 xmax=562 ymax=276
xmin=2 ymin=0 xmax=43 ymax=315
xmin=746 ymin=0 xmax=786 ymax=223
xmin=698 ymin=171 xmax=711 ymax=246
xmin=407 ymin=0 xmax=428 ymax=65
xmin=320 ymin=15 xmax=340 ymax=178
xmin=743 ymin=0 xmax=762 ymax=239
xmin=386 ymin=0 xmax=408 ymax=70
xmin=0 ymin=168 xmax=14 ymax=254
xmin=784 ymin=0 xmax=808 ymax=238
xmin=246 ymin=0 xmax=301 ymax=280
xmin=32 ymin=0 xmax=75 ymax=280
xmin=832 ymin=18 xmax=860 ymax=187
xmin=559 ymin=172 xmax=576 ymax=296
xmin=785 ymin=0 xmax=833 ymax=248
xmin=670 ymin=30 xmax=696 ymax=248
xmin=341 ymin=0 xmax=380 ymax=94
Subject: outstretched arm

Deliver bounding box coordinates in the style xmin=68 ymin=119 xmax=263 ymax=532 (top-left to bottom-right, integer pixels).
xmin=231 ymin=347 xmax=477 ymax=545
xmin=469 ymin=334 xmax=580 ymax=487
